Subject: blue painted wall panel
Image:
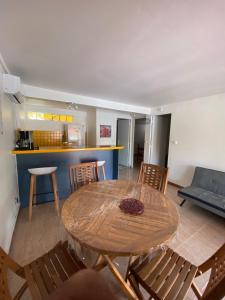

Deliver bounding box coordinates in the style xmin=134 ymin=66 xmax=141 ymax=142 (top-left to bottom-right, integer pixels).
xmin=16 ymin=150 xmax=118 ymax=208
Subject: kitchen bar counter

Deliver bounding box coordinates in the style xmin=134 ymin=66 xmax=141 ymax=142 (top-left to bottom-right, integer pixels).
xmin=13 ymin=145 xmax=124 ymax=208
xmin=11 ymin=145 xmax=124 ymax=154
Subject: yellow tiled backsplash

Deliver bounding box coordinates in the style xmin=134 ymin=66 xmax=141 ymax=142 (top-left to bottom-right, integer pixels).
xmin=33 ymin=130 xmax=64 ymax=147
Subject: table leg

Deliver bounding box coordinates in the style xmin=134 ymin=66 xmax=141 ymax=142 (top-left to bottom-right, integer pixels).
xmin=93 ymin=254 xmax=117 ymax=271
xmin=103 ymin=254 xmax=138 ymax=300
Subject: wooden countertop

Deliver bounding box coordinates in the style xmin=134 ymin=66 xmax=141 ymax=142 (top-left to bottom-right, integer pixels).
xmin=11 ymin=145 xmax=124 ymax=155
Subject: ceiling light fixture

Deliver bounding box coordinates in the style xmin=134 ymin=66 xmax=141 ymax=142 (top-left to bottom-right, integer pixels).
xmin=67 ymin=102 xmax=78 ymax=110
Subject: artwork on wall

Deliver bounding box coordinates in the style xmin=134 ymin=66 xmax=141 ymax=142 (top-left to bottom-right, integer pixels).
xmin=100 ymin=125 xmax=111 ymax=138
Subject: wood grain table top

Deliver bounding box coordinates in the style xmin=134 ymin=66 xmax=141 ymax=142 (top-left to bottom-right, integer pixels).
xmin=61 ymin=180 xmax=179 ymax=256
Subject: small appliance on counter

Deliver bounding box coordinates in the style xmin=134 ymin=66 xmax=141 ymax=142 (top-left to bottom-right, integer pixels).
xmin=63 ymin=124 xmax=86 ymax=146
xmin=15 ymin=130 xmax=36 ymax=150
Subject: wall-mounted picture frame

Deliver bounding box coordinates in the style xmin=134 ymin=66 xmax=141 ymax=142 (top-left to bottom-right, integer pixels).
xmin=100 ymin=125 xmax=111 ymax=138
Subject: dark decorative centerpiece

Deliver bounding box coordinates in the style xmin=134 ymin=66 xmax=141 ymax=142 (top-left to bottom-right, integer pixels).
xmin=119 ymin=198 xmax=144 ymax=215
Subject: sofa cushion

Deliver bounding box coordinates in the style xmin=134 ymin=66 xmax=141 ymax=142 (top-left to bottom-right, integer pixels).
xmin=178 ymin=186 xmax=225 ymax=212
xmin=192 ymin=167 xmax=225 ymax=196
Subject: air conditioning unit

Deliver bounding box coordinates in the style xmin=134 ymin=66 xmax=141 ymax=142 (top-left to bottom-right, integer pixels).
xmin=3 ymin=74 xmax=25 ymax=104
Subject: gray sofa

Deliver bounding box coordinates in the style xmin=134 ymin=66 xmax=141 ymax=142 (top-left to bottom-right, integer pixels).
xmin=178 ymin=167 xmax=225 ymax=218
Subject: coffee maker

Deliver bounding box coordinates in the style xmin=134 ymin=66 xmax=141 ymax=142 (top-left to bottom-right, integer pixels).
xmin=16 ymin=131 xmax=34 ymax=150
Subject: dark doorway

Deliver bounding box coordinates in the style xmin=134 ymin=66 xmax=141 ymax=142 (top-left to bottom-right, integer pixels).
xmin=133 ymin=118 xmax=146 ymax=167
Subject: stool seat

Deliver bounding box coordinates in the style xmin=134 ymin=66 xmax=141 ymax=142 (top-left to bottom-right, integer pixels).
xmin=28 ymin=166 xmax=59 ymax=221
xmin=28 ymin=167 xmax=57 ymax=176
xmin=97 ymin=160 xmax=106 ymax=167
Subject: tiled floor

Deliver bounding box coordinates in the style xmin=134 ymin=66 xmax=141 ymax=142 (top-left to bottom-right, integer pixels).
xmin=9 ymin=166 xmax=225 ymax=299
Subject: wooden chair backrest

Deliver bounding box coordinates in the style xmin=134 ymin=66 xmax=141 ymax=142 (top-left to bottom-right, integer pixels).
xmin=0 ymin=247 xmax=24 ymax=300
xmin=200 ymin=243 xmax=225 ymax=300
xmin=69 ymin=161 xmax=99 ymax=192
xmin=138 ymin=163 xmax=168 ymax=194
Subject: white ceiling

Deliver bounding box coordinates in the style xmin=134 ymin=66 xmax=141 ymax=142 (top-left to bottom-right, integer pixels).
xmin=1 ymin=0 xmax=225 ymax=107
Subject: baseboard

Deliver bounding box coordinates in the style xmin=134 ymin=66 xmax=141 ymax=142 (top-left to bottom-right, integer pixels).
xmin=4 ymin=202 xmax=20 ymax=253
xmin=168 ymin=181 xmax=183 ymax=189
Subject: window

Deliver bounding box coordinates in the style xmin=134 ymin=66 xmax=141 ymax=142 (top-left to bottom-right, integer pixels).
xmin=27 ymin=112 xmax=74 ymax=123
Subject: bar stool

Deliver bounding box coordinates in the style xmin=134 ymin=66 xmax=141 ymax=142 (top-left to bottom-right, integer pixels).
xmin=28 ymin=167 xmax=60 ymax=221
xmin=97 ymin=160 xmax=106 ymax=180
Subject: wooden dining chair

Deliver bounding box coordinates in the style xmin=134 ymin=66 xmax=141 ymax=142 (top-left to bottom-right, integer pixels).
xmin=0 ymin=246 xmax=27 ymax=300
xmin=69 ymin=161 xmax=99 ymax=193
xmin=138 ymin=163 xmax=168 ymax=194
xmin=0 ymin=241 xmax=86 ymax=300
xmin=127 ymin=243 xmax=225 ymax=300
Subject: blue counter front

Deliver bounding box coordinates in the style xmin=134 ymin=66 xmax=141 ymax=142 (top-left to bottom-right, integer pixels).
xmin=15 ymin=149 xmax=119 ymax=208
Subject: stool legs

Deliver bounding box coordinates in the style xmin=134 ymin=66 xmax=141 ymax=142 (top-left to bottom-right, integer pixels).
xmin=51 ymin=172 xmax=60 ymax=216
xmin=102 ymin=165 xmax=106 ymax=180
xmin=29 ymin=175 xmax=36 ymax=222
xmin=28 ymin=172 xmax=60 ymax=221
xmin=33 ymin=177 xmax=37 ymax=205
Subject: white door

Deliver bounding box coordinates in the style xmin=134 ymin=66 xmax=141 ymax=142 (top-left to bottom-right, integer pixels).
xmin=150 ymin=116 xmax=163 ymax=165
xmin=143 ymin=117 xmax=152 ymax=163
xmin=144 ymin=116 xmax=163 ymax=164
xmin=117 ymin=119 xmax=130 ymax=167
xmin=149 ymin=115 xmax=171 ymax=167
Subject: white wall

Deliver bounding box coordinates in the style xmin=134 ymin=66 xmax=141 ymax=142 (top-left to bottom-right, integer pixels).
xmin=86 ymin=109 xmax=96 ymax=146
xmin=96 ymin=109 xmax=135 ymax=166
xmin=16 ymin=98 xmax=96 ymax=145
xmin=16 ymin=99 xmax=87 ymax=130
xmin=0 ymin=65 xmax=19 ymax=252
xmin=151 ymin=94 xmax=225 ymax=186
xmin=150 ymin=116 xmax=165 ymax=165
xmin=96 ymin=109 xmax=132 ymax=145
xmin=23 ymin=84 xmax=150 ymax=115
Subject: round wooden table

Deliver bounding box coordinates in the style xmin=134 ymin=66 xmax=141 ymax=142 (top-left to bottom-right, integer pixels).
xmin=61 ymin=180 xmax=179 ymax=299
xmin=62 ymin=179 xmax=179 ymax=256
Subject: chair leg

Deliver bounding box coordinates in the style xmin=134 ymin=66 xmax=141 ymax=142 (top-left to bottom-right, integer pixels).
xmin=14 ymin=282 xmax=28 ymax=300
xmin=51 ymin=172 xmax=60 ymax=216
xmin=102 ymin=165 xmax=106 ymax=180
xmin=125 ymin=255 xmax=135 ymax=282
xmin=191 ymin=282 xmax=202 ymax=300
xmin=180 ymin=199 xmax=186 ymax=207
xmin=29 ymin=175 xmax=35 ymax=222
xmin=128 ymin=275 xmax=144 ymax=300
xmin=103 ymin=255 xmax=138 ymax=300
